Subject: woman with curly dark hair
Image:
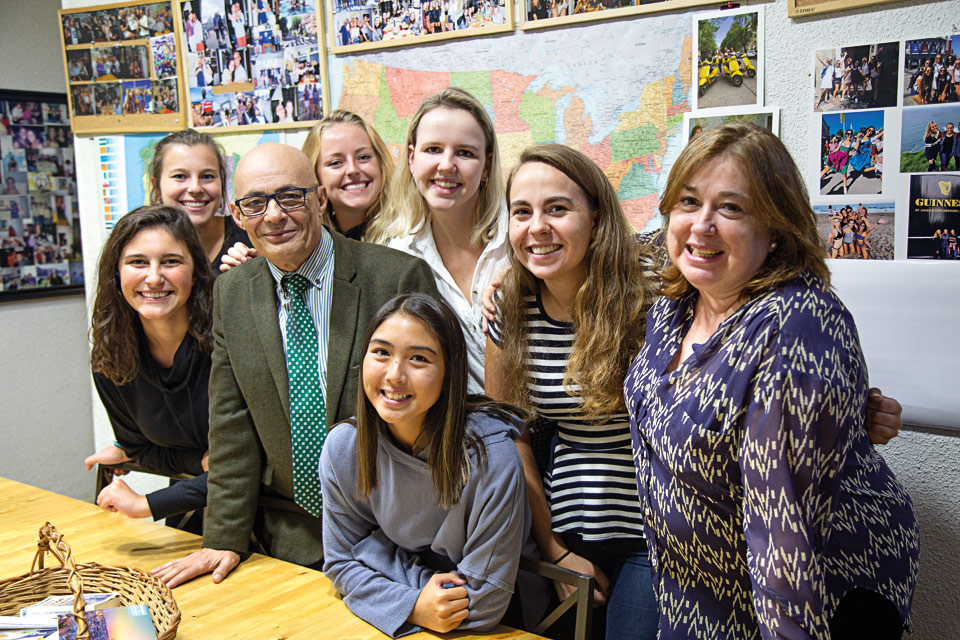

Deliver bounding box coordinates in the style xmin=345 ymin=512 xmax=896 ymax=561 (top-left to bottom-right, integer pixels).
xmin=84 ymin=205 xmax=215 ymax=526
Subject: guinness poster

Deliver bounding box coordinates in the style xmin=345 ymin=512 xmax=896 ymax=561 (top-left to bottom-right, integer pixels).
xmin=908 ymin=173 xmax=960 ymax=259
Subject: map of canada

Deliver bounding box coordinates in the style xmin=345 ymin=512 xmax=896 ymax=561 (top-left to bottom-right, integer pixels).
xmin=330 ymin=14 xmax=693 ymax=231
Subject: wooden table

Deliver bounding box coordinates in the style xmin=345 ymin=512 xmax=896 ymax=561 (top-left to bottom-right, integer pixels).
xmin=0 ymin=478 xmax=544 ymax=640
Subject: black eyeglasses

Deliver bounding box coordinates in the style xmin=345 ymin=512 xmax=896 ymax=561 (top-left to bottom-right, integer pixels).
xmin=234 ymin=186 xmax=317 ymax=217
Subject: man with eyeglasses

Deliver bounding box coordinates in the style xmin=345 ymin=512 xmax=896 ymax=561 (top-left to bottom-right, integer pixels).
xmin=153 ymin=143 xmax=438 ymax=588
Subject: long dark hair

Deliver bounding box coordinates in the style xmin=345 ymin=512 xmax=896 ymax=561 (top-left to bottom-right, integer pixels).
xmin=90 ymin=205 xmax=214 ymax=384
xmin=353 ymin=293 xmax=519 ymax=508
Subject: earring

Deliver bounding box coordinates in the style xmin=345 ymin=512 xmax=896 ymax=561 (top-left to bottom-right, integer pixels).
xmin=769 ymin=241 xmax=778 ymax=251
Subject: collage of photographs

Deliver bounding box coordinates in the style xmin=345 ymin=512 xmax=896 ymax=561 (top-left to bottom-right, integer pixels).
xmin=523 ymin=0 xmax=716 ymax=26
xmin=60 ymin=2 xmax=181 ymax=125
xmin=331 ymin=0 xmax=508 ymax=48
xmin=183 ymin=0 xmax=324 ymax=128
xmin=811 ymin=33 xmax=960 ymax=261
xmin=0 ymin=96 xmax=83 ymax=294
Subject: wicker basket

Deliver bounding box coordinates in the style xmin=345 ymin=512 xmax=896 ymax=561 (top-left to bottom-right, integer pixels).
xmin=0 ymin=522 xmax=180 ymax=640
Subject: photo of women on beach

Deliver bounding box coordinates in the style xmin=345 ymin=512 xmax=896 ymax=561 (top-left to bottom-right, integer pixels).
xmin=815 ymin=201 xmax=894 ymax=260
xmin=819 ymin=110 xmax=884 ymax=195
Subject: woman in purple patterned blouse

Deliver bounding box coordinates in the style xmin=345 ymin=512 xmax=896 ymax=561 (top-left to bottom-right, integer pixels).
xmin=624 ymin=124 xmax=918 ymax=639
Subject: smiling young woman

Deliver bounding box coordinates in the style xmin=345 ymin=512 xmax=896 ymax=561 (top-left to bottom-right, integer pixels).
xmin=319 ymin=293 xmax=547 ymax=638
xmin=85 ymin=205 xmax=215 ymax=526
xmin=379 ymin=88 xmax=511 ymax=394
xmin=149 ymin=129 xmax=249 ymax=271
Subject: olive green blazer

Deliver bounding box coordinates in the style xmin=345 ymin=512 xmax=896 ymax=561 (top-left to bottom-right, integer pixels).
xmin=202 ymin=230 xmax=439 ymax=566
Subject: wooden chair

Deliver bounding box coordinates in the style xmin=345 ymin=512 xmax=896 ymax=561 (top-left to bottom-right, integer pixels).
xmin=94 ymin=462 xmax=201 ymax=531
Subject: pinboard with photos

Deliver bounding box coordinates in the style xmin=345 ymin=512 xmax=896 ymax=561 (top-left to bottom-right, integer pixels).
xmin=326 ymin=0 xmax=513 ymax=53
xmin=0 ymin=90 xmax=84 ymax=300
xmin=179 ymin=0 xmax=329 ymax=131
xmin=58 ymin=0 xmax=186 ymax=134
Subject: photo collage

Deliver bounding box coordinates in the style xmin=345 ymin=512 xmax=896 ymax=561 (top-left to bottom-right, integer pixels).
xmin=0 ymin=97 xmax=82 ymax=293
xmin=330 ymin=0 xmax=508 ymax=48
xmin=60 ymin=2 xmax=181 ymax=127
xmin=811 ymin=33 xmax=960 ymax=260
xmin=524 ymin=0 xmax=716 ymax=27
xmin=183 ymin=0 xmax=324 ymax=128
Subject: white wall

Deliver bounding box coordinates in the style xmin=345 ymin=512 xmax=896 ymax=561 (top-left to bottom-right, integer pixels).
xmin=0 ymin=0 xmax=94 ymax=500
xmin=763 ymin=1 xmax=959 ymax=633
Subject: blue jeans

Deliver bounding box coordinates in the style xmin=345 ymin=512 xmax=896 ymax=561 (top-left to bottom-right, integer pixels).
xmin=940 ymin=153 xmax=955 ymax=171
xmin=561 ymin=532 xmax=658 ymax=640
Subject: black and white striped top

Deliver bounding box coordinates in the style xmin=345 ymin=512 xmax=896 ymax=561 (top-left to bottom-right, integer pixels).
xmin=490 ymin=294 xmax=644 ymax=541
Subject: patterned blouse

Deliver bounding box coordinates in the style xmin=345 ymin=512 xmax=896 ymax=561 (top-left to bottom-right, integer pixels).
xmin=624 ymin=272 xmax=919 ymax=639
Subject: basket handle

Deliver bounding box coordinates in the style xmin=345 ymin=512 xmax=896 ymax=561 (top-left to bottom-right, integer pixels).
xmin=30 ymin=522 xmax=89 ymax=639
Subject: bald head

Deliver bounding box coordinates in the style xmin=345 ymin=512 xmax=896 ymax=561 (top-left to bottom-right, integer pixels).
xmin=233 ymin=143 xmax=318 ymax=199
xmin=231 ymin=143 xmax=327 ymax=272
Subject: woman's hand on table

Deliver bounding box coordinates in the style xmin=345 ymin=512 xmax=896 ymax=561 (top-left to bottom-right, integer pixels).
xmin=219 ymin=242 xmax=258 ymax=273
xmin=409 ymin=572 xmax=469 ymax=633
xmin=151 ymin=548 xmax=241 ymax=588
xmin=96 ymin=477 xmax=151 ymax=519
xmin=84 ymin=444 xmax=133 ymax=472
xmin=866 ymin=387 xmax=902 ymax=445
xmin=556 ymin=550 xmax=610 ymax=607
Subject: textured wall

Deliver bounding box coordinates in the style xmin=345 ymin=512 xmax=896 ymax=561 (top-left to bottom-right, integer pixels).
xmin=762 ymin=1 xmax=960 ymax=635
xmin=0 ymin=0 xmax=93 ymax=500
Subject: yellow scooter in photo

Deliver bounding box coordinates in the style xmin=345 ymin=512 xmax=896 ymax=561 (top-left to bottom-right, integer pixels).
xmin=739 ymin=52 xmax=756 ymax=78
xmin=721 ymin=53 xmax=743 ymax=87
xmin=699 ymin=60 xmax=718 ymax=97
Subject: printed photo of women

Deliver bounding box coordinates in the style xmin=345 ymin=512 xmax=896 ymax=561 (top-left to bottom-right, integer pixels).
xmin=815 ymin=201 xmax=894 ymax=260
xmin=903 ymin=36 xmax=960 ymax=106
xmin=899 ymin=104 xmax=960 ymax=172
xmin=907 ymin=174 xmax=960 ymax=258
xmin=819 ymin=110 xmax=884 ymax=195
xmin=814 ymin=42 xmax=898 ymax=112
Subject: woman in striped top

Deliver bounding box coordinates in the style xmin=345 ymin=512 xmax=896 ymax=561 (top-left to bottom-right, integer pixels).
xmin=485 ymin=144 xmax=661 ymax=640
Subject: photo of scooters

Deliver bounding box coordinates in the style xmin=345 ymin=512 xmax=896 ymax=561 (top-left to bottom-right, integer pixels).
xmin=693 ymin=8 xmax=763 ymax=111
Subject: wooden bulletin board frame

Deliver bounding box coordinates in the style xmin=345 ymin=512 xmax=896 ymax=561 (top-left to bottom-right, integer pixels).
xmin=787 ymin=0 xmax=901 ymax=18
xmin=58 ymin=0 xmax=187 ymax=134
xmin=177 ymin=0 xmax=331 ymax=133
xmin=519 ymin=0 xmax=720 ymax=31
xmin=326 ymin=0 xmax=513 ymax=54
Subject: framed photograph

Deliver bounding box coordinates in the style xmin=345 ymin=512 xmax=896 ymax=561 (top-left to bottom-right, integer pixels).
xmin=902 ymin=35 xmax=960 ymax=107
xmin=691 ymin=6 xmax=763 ymax=112
xmin=682 ymin=106 xmax=779 ymax=145
xmin=0 ymin=89 xmax=84 ymax=302
xmin=179 ymin=0 xmax=330 ymax=130
xmin=813 ymin=41 xmax=899 ymax=112
xmin=329 ymin=0 xmax=513 ymax=53
xmin=818 ymin=109 xmax=884 ymax=196
xmin=787 ymin=0 xmax=900 ymax=19
xmin=520 ymin=0 xmax=718 ymax=31
xmin=58 ymin=0 xmax=185 ymax=134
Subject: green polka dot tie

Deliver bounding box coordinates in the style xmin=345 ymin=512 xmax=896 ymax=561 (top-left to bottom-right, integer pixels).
xmin=282 ymin=274 xmax=326 ymax=517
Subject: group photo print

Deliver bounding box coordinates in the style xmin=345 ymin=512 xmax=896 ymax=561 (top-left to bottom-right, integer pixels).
xmin=819 ymin=109 xmax=884 ymax=195
xmin=903 ymin=35 xmax=960 ymax=106
xmin=814 ymin=201 xmax=894 ymax=260
xmin=899 ymin=103 xmax=960 ymax=172
xmin=907 ymin=173 xmax=960 ymax=258
xmin=814 ymin=41 xmax=899 ymax=112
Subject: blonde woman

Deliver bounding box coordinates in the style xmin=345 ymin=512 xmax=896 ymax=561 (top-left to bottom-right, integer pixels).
xmin=379 ymin=87 xmax=510 ymax=394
